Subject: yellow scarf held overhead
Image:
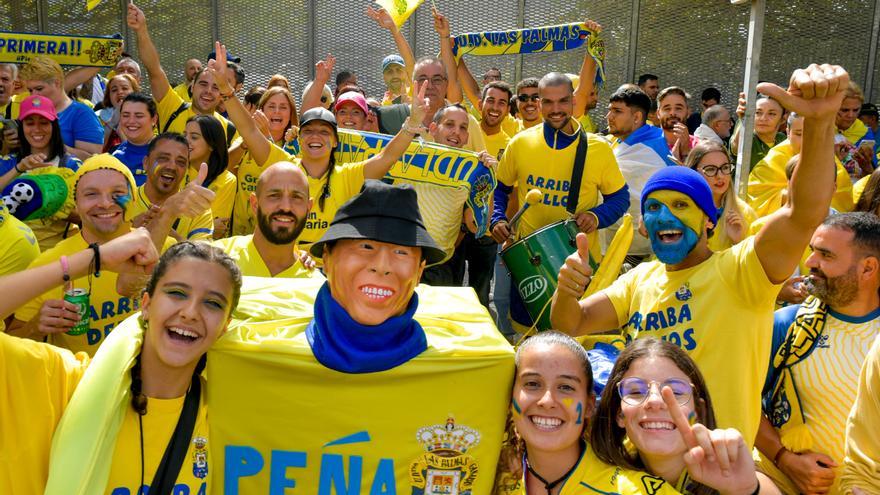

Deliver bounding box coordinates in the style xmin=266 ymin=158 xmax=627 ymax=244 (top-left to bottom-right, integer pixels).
xmin=0 ymin=31 xmax=123 ymax=67
xmin=452 ymin=22 xmax=606 ymax=86
xmin=375 ymin=0 xmax=425 ymax=27
xmin=86 ymin=0 xmax=104 ymax=10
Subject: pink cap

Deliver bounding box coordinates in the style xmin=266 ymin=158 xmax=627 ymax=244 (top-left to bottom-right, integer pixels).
xmin=19 ymin=95 xmax=58 ymax=122
xmin=334 ymin=91 xmax=368 ymax=114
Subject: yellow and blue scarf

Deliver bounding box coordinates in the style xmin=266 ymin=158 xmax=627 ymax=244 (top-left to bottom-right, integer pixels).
xmin=0 ymin=31 xmax=123 ymax=67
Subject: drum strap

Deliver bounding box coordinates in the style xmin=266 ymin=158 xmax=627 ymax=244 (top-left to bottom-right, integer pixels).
xmin=566 ymin=129 xmax=589 ymax=215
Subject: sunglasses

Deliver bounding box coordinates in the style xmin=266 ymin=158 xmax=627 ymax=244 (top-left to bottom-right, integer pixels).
xmin=698 ymin=164 xmax=733 ymax=177
xmin=517 ymin=94 xmax=540 ymax=103
xmin=617 ymin=377 xmax=694 ymax=406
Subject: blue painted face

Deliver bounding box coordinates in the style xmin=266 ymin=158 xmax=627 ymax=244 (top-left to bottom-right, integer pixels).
xmin=643 ymin=194 xmax=702 ymax=265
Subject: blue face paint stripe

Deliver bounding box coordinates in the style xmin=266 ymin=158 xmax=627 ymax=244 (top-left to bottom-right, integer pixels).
xmin=575 ymin=402 xmax=583 ymax=425
xmin=512 ymin=398 xmax=522 ymax=415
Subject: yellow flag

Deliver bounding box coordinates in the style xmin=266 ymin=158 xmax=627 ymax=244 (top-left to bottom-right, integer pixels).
xmin=86 ymin=0 xmax=103 ymax=11
xmin=376 ymin=0 xmax=425 ymax=27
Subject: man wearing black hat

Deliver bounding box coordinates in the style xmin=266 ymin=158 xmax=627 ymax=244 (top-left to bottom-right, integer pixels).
xmin=859 ymin=103 xmax=879 ymax=136
xmin=308 ymin=179 xmax=446 ymax=372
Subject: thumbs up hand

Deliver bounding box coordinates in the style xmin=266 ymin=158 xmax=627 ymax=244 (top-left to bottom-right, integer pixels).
xmin=557 ymin=232 xmax=593 ymax=299
xmin=164 ymin=163 xmax=216 ymax=219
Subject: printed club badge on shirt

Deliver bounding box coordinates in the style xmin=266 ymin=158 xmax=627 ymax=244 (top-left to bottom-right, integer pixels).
xmin=675 ymin=283 xmax=692 ymax=302
xmin=192 ymin=436 xmax=208 ymax=479
xmin=409 ymin=416 xmax=480 ymax=495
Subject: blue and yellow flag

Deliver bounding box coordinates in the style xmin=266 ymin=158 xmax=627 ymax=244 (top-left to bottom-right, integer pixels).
xmin=210 ymin=277 xmax=514 ymax=494
xmin=452 ymin=22 xmax=606 ymax=87
xmin=0 ymin=31 xmax=123 ymax=67
xmin=376 ymin=0 xmax=425 ymax=27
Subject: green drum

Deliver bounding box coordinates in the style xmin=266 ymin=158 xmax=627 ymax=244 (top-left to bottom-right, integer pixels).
xmin=501 ymin=220 xmax=584 ymax=330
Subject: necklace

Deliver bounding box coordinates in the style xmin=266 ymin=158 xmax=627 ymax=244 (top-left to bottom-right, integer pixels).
xmin=524 ymin=442 xmax=584 ymax=495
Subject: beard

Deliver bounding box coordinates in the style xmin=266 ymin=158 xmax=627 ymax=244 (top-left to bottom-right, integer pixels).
xmin=659 ymin=114 xmax=680 ymax=131
xmin=257 ymin=206 xmax=306 ymax=245
xmin=807 ymin=265 xmax=860 ymax=308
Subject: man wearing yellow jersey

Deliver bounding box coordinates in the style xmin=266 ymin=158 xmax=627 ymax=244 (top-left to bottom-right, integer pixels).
xmin=172 ymin=58 xmax=203 ymax=103
xmin=214 ymin=162 xmax=319 ymax=278
xmin=493 ymin=72 xmax=629 ymax=330
xmin=552 ymin=63 xmax=851 ymax=448
xmin=129 ymin=133 xmax=215 ymax=242
xmin=9 ymin=154 xmax=171 ymax=356
xmin=127 ymin=3 xmax=237 ymax=145
xmin=757 ymin=212 xmax=880 ymax=495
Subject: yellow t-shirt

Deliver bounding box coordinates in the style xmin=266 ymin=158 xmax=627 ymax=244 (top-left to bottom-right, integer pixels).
xmin=156 ymin=90 xmax=236 ymax=142
xmin=707 ymin=197 xmax=758 ymax=252
xmin=496 ymin=444 xmax=677 ymax=495
xmin=105 ymin=384 xmax=210 ymax=495
xmin=0 ymin=333 xmax=87 ymax=494
xmin=578 ymin=113 xmax=597 ymax=133
xmin=603 ymin=237 xmax=780 ymax=446
xmin=230 ymin=140 xmax=292 ymax=236
xmin=784 ymin=311 xmax=880 ymax=495
xmin=172 ymin=81 xmax=192 ymax=102
xmin=497 ymin=122 xmax=625 ymax=263
xmin=853 ymin=174 xmax=869 ymax=206
xmin=0 ymin=205 xmax=40 ymax=276
xmin=129 ymin=184 xmax=214 ymax=241
xmin=212 ymin=234 xmax=322 ymax=279
xmin=482 ymin=128 xmax=511 ymax=161
xmin=15 ymin=233 xmax=174 ymax=356
xmin=186 ymin=167 xmax=237 ymax=225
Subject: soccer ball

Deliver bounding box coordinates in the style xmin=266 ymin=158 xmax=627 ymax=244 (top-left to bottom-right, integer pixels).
xmin=10 ymin=182 xmax=34 ymax=203
xmin=2 ymin=195 xmax=18 ymax=214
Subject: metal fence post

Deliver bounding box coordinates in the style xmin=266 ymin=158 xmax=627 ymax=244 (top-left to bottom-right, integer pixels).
xmin=119 ymin=0 xmax=131 ymax=50
xmin=308 ymin=0 xmax=316 ymax=79
xmin=865 ymin=0 xmax=880 ymax=98
xmin=36 ymin=0 xmax=48 ymax=32
xmin=734 ymin=0 xmax=765 ymax=200
xmin=211 ymin=0 xmax=221 ymax=43
xmin=625 ymin=0 xmax=641 ymax=84
xmin=514 ymin=0 xmax=525 ymax=84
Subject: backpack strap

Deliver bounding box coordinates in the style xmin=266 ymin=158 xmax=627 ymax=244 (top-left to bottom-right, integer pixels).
xmin=565 ymin=129 xmax=589 ymax=215
xmin=162 ymin=102 xmax=191 ymax=134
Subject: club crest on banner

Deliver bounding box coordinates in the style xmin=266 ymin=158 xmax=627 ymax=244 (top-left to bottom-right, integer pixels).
xmin=410 ymin=416 xmax=480 ymax=495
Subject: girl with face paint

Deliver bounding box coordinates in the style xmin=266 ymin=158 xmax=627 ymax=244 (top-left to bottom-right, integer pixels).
xmin=591 ymin=338 xmax=771 ymax=495
xmin=686 ymin=142 xmax=758 ymax=252
xmin=493 ymin=332 xmax=681 ymax=495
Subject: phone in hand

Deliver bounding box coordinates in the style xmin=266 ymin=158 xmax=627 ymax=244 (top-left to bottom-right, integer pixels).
xmin=860 ymin=139 xmax=875 ymax=150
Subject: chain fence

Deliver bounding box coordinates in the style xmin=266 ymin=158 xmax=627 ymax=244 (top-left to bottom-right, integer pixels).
xmin=2 ymin=0 xmax=878 ymax=125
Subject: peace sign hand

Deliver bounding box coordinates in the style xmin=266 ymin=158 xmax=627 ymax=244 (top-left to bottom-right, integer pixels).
xmin=207 ymin=41 xmax=234 ymax=94
xmin=408 ymin=80 xmax=430 ymax=127
xmin=662 ymin=387 xmax=759 ymax=495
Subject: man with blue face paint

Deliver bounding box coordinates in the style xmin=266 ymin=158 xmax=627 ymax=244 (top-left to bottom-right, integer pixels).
xmin=551 ymin=63 xmax=852 ymax=449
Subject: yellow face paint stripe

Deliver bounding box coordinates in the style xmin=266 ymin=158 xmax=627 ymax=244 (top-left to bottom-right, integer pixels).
xmin=646 ymin=190 xmax=707 ymax=235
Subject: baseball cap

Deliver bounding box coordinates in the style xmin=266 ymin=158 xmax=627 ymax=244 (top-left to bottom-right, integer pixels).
xmin=19 ymin=95 xmax=57 ymax=122
xmin=207 ymin=50 xmax=241 ymax=64
xmin=335 ymin=91 xmax=368 ymax=114
xmin=382 ymin=54 xmax=405 ymax=73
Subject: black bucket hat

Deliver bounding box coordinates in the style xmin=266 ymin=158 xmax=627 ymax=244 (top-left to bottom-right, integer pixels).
xmin=310 ymin=180 xmax=446 ymax=265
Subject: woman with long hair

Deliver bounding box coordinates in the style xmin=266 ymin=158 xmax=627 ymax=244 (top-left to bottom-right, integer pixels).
xmin=0 ymin=94 xmax=82 ymax=248
xmin=0 ymin=232 xmax=241 ymax=494
xmin=686 ymin=141 xmax=757 ymax=251
xmin=97 ymin=73 xmax=140 ymax=152
xmin=591 ymin=338 xmax=774 ymax=495
xmin=228 ymin=85 xmax=299 ymax=236
xmin=184 ymin=114 xmax=237 ymax=238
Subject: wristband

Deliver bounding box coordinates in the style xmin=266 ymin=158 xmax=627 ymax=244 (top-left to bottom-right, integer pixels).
xmin=14 ymin=162 xmax=24 ymax=174
xmin=89 ymin=243 xmax=101 ymax=278
xmin=749 ymin=477 xmax=761 ymax=495
xmin=401 ymin=118 xmax=423 ymax=135
xmin=772 ymin=446 xmax=788 ymax=466
xmin=220 ymin=91 xmax=235 ymax=101
xmin=60 ymin=255 xmax=71 ymax=289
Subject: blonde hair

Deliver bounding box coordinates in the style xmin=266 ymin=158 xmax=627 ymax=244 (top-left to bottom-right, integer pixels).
xmin=258 ymin=86 xmax=299 ymax=128
xmin=20 ymin=55 xmax=64 ymax=84
xmin=267 ymin=74 xmax=291 ymax=91
xmin=686 ymin=141 xmax=742 ymax=246
xmin=844 ymin=81 xmax=865 ymax=104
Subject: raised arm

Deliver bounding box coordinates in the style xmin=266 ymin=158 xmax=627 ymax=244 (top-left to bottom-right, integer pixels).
xmin=301 ymin=54 xmax=334 ymax=113
xmin=207 ymin=42 xmax=273 ymax=166
xmin=127 ymin=2 xmax=171 ymax=103
xmin=456 ymin=58 xmax=481 ymax=110
xmin=63 ymin=67 xmax=102 ymax=94
xmin=363 ymin=81 xmax=428 ymax=179
xmin=0 ymin=229 xmax=157 ymax=320
xmin=754 ymin=64 xmax=849 ymax=283
xmin=366 ymin=6 xmax=415 ymax=82
xmin=433 ymin=8 xmax=462 ymax=104
xmin=573 ymin=20 xmax=602 ymax=119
